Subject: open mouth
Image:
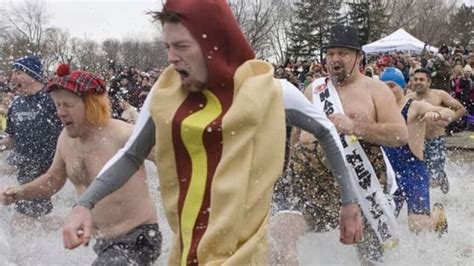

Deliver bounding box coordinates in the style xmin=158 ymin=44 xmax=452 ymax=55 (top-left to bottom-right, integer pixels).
xmin=63 ymin=121 xmax=73 ymax=127
xmin=332 ymin=66 xmax=342 ymax=72
xmin=176 ymin=69 xmax=189 ymax=80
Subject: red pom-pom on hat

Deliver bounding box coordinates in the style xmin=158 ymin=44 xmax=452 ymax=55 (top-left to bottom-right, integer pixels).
xmin=56 ymin=64 xmax=70 ymax=77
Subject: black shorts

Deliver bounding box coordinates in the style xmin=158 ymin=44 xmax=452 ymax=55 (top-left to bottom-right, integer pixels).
xmin=93 ymin=223 xmax=162 ymax=266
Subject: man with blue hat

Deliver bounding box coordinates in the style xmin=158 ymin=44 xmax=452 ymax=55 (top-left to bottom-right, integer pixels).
xmin=0 ymin=55 xmax=62 ymax=223
xmin=380 ymin=67 xmax=455 ymax=235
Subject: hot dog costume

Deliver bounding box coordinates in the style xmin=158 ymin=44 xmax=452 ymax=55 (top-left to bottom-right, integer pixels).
xmin=77 ymin=0 xmax=357 ymax=265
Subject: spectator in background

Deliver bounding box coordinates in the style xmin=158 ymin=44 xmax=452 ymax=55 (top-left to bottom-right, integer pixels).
xmin=107 ymin=69 xmax=123 ymax=119
xmin=303 ymin=72 xmax=315 ymax=88
xmin=136 ymin=73 xmax=152 ymax=109
xmin=450 ymin=65 xmax=470 ymax=107
xmin=365 ymin=66 xmax=375 ymax=78
xmin=119 ymin=94 xmax=139 ymax=124
xmin=438 ymin=44 xmax=450 ymax=62
xmin=467 ymin=53 xmax=474 ymax=69
xmin=462 ymin=64 xmax=473 ymax=115
xmin=408 ymin=57 xmax=422 ymax=77
xmin=149 ymin=68 xmax=161 ymax=84
xmin=429 ymin=54 xmax=451 ymax=92
xmin=397 ymin=58 xmax=410 ymax=83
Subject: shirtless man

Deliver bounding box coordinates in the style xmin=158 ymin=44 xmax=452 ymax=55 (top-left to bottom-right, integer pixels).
xmin=0 ymin=65 xmax=161 ymax=266
xmin=380 ymin=67 xmax=454 ymax=234
xmin=272 ymin=25 xmax=408 ymax=265
xmin=408 ymin=68 xmax=466 ymax=194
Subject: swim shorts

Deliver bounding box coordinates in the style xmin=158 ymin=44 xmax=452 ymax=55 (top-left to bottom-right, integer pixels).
xmin=92 ymin=223 xmax=162 ymax=266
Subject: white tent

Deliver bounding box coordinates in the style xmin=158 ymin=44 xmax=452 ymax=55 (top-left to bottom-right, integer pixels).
xmin=362 ymin=28 xmax=438 ymax=54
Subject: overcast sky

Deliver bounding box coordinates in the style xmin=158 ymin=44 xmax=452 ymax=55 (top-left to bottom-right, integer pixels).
xmin=1 ymin=0 xmax=164 ymax=41
xmin=1 ymin=0 xmax=472 ymax=42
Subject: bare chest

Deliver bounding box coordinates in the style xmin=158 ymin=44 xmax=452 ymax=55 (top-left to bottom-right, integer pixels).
xmin=66 ymin=155 xmax=103 ymax=187
xmin=337 ymin=90 xmax=376 ymax=122
xmin=63 ymin=141 xmax=120 ymax=187
xmin=416 ymin=94 xmax=442 ymax=106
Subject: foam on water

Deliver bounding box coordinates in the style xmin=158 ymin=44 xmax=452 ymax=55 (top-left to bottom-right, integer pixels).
xmin=0 ymin=153 xmax=472 ymax=265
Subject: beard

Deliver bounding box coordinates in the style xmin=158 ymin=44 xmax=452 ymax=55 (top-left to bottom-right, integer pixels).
xmin=330 ymin=67 xmax=349 ymax=84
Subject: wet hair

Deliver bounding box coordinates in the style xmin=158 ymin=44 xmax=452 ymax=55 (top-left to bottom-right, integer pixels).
xmin=148 ymin=8 xmax=181 ymax=24
xmin=413 ymin=68 xmax=431 ymax=80
xmin=83 ymin=93 xmax=111 ymax=126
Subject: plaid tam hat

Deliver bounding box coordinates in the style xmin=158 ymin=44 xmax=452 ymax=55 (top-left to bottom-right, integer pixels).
xmin=45 ymin=64 xmax=106 ymax=95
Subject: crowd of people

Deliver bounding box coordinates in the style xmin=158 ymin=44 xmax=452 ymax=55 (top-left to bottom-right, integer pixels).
xmin=0 ymin=0 xmax=471 ymax=265
xmin=275 ymin=46 xmax=474 ymax=123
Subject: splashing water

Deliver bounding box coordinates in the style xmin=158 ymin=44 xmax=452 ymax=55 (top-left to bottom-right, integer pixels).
xmin=0 ymin=151 xmax=472 ymax=265
xmin=297 ymin=150 xmax=473 ymax=265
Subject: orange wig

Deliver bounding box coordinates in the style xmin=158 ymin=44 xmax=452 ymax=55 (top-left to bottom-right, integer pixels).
xmin=83 ymin=93 xmax=111 ymax=126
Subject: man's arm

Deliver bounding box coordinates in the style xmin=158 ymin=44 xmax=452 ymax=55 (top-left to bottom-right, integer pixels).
xmin=1 ymin=134 xmax=67 ymax=204
xmin=415 ymin=101 xmax=456 ymax=123
xmin=331 ymin=83 xmax=408 ymax=147
xmin=437 ymin=90 xmax=466 ymax=120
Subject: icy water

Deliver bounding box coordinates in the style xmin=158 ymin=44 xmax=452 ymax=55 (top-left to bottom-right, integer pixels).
xmin=0 ymin=151 xmax=472 ymax=265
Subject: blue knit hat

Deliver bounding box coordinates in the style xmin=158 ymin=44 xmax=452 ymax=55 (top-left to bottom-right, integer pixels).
xmin=12 ymin=55 xmax=44 ymax=82
xmin=380 ymin=67 xmax=406 ymax=89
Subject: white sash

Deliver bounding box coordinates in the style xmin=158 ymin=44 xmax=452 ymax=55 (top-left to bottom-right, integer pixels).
xmin=311 ymin=78 xmax=398 ymax=249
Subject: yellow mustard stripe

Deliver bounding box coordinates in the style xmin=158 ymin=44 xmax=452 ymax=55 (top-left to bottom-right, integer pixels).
xmin=180 ymin=89 xmax=222 ymax=266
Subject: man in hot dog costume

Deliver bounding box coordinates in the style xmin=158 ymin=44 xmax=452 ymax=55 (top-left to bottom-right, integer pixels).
xmin=62 ymin=0 xmax=362 ymax=265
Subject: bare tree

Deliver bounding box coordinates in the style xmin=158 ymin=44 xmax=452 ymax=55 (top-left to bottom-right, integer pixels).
xmin=0 ymin=15 xmax=9 ymax=41
xmin=121 ymin=39 xmax=142 ymax=68
xmin=41 ymin=27 xmax=72 ymax=74
xmin=267 ymin=1 xmax=293 ymax=64
xmin=409 ymin=0 xmax=458 ymax=46
xmin=384 ymin=0 xmax=420 ymax=32
xmin=70 ymin=38 xmax=104 ymax=71
xmin=229 ymin=0 xmax=283 ymax=58
xmin=1 ymin=0 xmax=50 ymax=53
xmin=102 ymin=39 xmax=122 ymax=66
xmin=120 ymin=38 xmax=168 ymax=70
xmin=384 ymin=0 xmax=459 ymax=47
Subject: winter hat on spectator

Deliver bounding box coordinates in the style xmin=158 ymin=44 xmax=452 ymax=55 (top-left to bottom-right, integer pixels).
xmin=380 ymin=67 xmax=406 ymax=89
xmin=463 ymin=64 xmax=472 ymax=73
xmin=323 ymin=25 xmax=362 ymax=52
xmin=12 ymin=55 xmax=44 ymax=82
xmin=45 ymin=64 xmax=106 ymax=95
